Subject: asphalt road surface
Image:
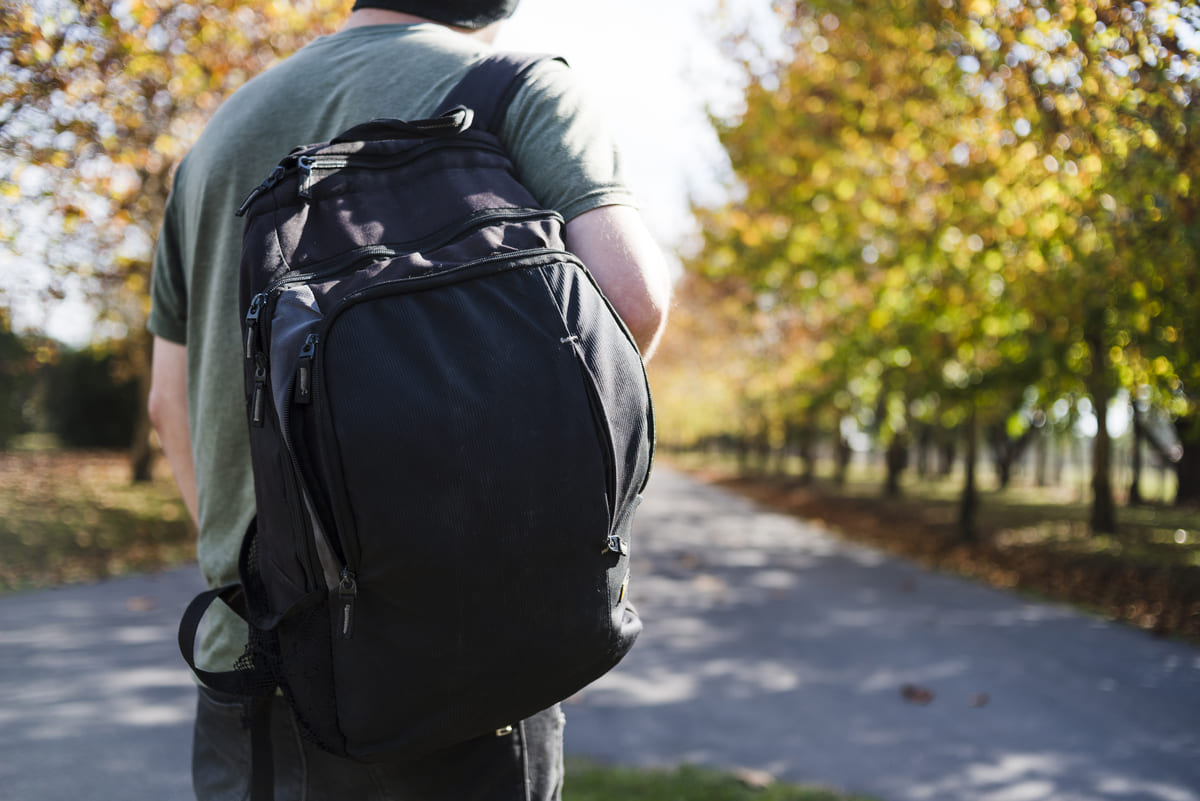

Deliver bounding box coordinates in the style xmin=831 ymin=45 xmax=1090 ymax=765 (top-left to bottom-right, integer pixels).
xmin=2 ymin=466 xmax=1197 ymax=801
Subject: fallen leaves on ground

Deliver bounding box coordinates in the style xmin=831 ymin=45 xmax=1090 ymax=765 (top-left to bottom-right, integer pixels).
xmin=0 ymin=450 xmax=194 ymax=592
xmin=702 ymin=472 xmax=1200 ymax=644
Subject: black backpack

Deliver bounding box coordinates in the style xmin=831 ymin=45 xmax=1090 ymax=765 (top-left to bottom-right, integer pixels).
xmin=178 ymin=53 xmax=653 ymax=779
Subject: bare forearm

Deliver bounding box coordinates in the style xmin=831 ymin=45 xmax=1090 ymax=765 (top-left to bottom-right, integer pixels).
xmin=159 ymin=411 xmax=199 ymax=527
xmin=148 ymin=337 xmax=199 ymax=526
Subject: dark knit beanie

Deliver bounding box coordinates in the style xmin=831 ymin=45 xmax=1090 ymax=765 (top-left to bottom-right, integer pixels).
xmin=351 ymin=0 xmax=520 ymax=29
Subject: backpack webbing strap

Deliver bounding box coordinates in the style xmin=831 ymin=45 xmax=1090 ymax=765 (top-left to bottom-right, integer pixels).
xmin=438 ymin=52 xmax=566 ymax=133
xmin=247 ymin=695 xmax=275 ymax=801
xmin=177 ymin=583 xmax=274 ymax=695
xmin=178 ymin=582 xmax=277 ymax=800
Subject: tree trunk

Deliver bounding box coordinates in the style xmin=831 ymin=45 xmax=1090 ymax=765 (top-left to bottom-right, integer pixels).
xmin=736 ymin=433 xmax=752 ymax=474
xmin=958 ymin=401 xmax=979 ymax=542
xmin=798 ymin=423 xmax=816 ymax=484
xmin=1174 ymin=413 xmax=1200 ymax=507
xmin=1136 ymin=405 xmax=1188 ymax=504
xmin=1128 ymin=402 xmax=1144 ymax=506
xmin=769 ymin=426 xmax=788 ymax=476
xmin=128 ymin=330 xmax=155 ymax=483
xmin=987 ymin=418 xmax=1038 ymax=491
xmin=1052 ymin=429 xmax=1067 ymax=487
xmin=915 ymin=423 xmax=931 ymax=479
xmin=755 ymin=428 xmax=772 ymax=475
xmin=988 ymin=424 xmax=1014 ymax=490
xmin=1035 ymin=428 xmax=1048 ymax=487
xmin=834 ymin=434 xmax=851 ymax=485
xmin=884 ymin=431 xmax=908 ymax=496
xmin=1085 ymin=334 xmax=1117 ymax=533
xmin=938 ymin=434 xmax=956 ymax=477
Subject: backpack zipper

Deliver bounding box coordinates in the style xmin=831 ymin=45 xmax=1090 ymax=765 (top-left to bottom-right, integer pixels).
xmin=245 ymin=291 xmax=271 ymax=429
xmin=294 ymin=333 xmax=317 ymax=405
xmin=561 ymin=258 xmax=659 ymax=497
xmin=295 ymin=139 xmax=508 ymax=202
xmin=337 ymin=567 xmax=357 ymax=639
xmin=297 ymin=155 xmax=346 ymax=200
xmin=279 ymin=333 xmax=354 ymax=591
xmin=237 ymin=138 xmax=511 ymax=214
xmin=336 ymin=247 xmax=567 ymax=309
xmin=247 ymin=207 xmax=559 ymax=315
xmin=244 ymin=293 xmax=266 ymax=360
xmin=568 ymin=339 xmax=622 ymax=554
xmin=250 ymin=356 xmax=268 ymax=428
xmin=300 ymin=330 xmax=364 ymax=619
xmin=236 ymin=165 xmax=287 ymax=217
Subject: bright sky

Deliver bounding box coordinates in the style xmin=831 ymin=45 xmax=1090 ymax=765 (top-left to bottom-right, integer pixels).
xmin=497 ymin=0 xmax=757 ymax=248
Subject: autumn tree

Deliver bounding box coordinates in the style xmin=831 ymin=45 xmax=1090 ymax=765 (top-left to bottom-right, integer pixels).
xmin=689 ymin=0 xmax=1052 ymax=534
xmin=0 ymin=308 xmax=40 ymax=447
xmin=951 ymin=0 xmax=1200 ymax=517
xmin=672 ymin=0 xmax=1199 ymax=534
xmin=0 ymin=0 xmax=349 ymax=477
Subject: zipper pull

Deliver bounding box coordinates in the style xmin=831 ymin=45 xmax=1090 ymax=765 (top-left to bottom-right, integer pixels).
xmin=602 ymin=535 xmax=628 ymax=556
xmin=338 ymin=568 xmax=357 ymax=639
xmin=297 ymin=156 xmax=316 ymax=201
xmin=236 ymin=164 xmax=286 ymax=217
xmin=244 ymin=293 xmax=266 ymax=360
xmin=294 ymin=333 xmax=319 ymax=405
xmin=250 ymin=357 xmax=268 ymax=428
xmin=297 ymin=155 xmax=349 ymax=201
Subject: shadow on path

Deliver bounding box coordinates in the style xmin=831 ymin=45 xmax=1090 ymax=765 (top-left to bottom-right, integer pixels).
xmin=0 ymin=569 xmax=204 ymax=801
xmin=1 ymin=468 xmax=1198 ymax=801
xmin=563 ymin=468 xmax=1200 ymax=801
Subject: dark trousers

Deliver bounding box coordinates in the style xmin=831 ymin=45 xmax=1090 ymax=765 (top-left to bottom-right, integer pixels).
xmin=193 ymin=686 xmax=565 ymax=801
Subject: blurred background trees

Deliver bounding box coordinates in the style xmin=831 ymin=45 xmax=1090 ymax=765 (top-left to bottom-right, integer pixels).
xmin=664 ymin=0 xmax=1199 ymax=536
xmin=0 ymin=0 xmax=349 ymax=474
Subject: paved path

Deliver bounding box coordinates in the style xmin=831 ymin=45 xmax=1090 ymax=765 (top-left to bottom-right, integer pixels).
xmin=567 ymin=469 xmax=1200 ymax=801
xmin=0 ymin=568 xmax=199 ymax=801
xmin=2 ymin=467 xmax=1198 ymax=801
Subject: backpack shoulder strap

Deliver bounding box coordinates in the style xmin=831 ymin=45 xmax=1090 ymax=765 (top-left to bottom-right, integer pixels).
xmin=438 ymin=53 xmax=567 ymax=133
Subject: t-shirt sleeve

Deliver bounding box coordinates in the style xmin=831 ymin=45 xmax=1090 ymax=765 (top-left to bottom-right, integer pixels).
xmin=499 ymin=58 xmax=637 ymax=222
xmin=147 ymin=181 xmax=189 ymax=345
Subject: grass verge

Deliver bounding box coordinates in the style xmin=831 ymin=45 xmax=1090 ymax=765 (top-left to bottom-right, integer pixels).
xmin=565 ymin=760 xmax=875 ymax=801
xmin=0 ymin=449 xmax=194 ymax=592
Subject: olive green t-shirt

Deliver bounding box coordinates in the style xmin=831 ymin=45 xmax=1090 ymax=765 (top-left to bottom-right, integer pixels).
xmin=148 ymin=23 xmax=636 ymax=670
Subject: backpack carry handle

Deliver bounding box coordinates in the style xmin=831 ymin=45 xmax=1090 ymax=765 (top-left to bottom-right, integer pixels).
xmin=330 ymin=107 xmax=474 ymax=145
xmin=178 ymin=581 xmax=326 ymax=686
xmin=177 ymin=583 xmax=271 ymax=695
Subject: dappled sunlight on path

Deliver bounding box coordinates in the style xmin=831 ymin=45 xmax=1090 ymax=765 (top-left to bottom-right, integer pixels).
xmin=563 ymin=468 xmax=1200 ymax=801
xmin=1 ymin=468 xmax=1197 ymax=801
xmin=0 ymin=570 xmax=201 ymax=800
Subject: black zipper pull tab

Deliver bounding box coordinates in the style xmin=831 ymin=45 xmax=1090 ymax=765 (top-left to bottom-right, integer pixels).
xmin=338 ymin=568 xmax=357 ymax=639
xmin=297 ymin=156 xmax=316 ymax=201
xmin=294 ymin=333 xmax=319 ymax=405
xmin=250 ymin=357 xmax=268 ymax=428
xmin=236 ymin=164 xmax=286 ymax=217
xmin=244 ymin=293 xmax=266 ymax=360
